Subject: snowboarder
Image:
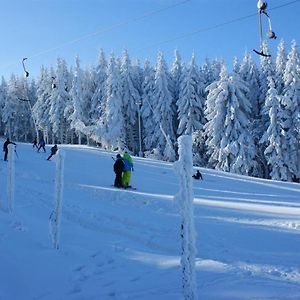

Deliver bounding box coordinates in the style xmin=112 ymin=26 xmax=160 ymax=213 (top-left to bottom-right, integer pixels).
xmin=47 ymin=144 xmax=58 ymax=160
xmin=37 ymin=138 xmax=46 ymax=153
xmin=3 ymin=138 xmax=16 ymax=161
xmin=122 ymin=151 xmax=134 ymax=188
xmin=192 ymin=170 xmax=203 ymax=180
xmin=113 ymin=154 xmax=125 ymax=188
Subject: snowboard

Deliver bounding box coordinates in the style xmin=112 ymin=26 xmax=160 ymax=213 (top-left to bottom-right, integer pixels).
xmin=111 ymin=185 xmax=136 ymax=190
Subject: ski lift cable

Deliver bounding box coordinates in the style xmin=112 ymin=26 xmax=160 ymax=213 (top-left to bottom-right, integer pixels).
xmin=4 ymin=0 xmax=299 ymax=73
xmin=136 ymin=0 xmax=300 ymax=53
xmin=28 ymin=0 xmax=191 ymax=60
xmin=2 ymin=0 xmax=191 ymax=71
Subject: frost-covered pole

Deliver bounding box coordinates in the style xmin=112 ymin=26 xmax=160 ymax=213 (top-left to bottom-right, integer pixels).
xmin=174 ymin=135 xmax=198 ymax=300
xmin=49 ymin=150 xmax=65 ymax=249
xmin=7 ymin=144 xmax=15 ymax=213
xmin=136 ymin=99 xmax=143 ymax=157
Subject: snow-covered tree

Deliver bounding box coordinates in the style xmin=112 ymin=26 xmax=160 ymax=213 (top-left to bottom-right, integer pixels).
xmin=102 ymin=53 xmax=125 ymax=150
xmin=33 ymin=66 xmax=54 ymax=142
xmin=280 ymin=40 xmax=300 ymax=181
xmin=90 ymin=49 xmax=107 ymax=122
xmin=2 ymin=74 xmax=22 ymax=139
xmin=68 ymin=56 xmax=86 ymax=144
xmin=177 ymin=53 xmax=205 ymax=136
xmin=204 ymin=63 xmax=257 ymax=175
xmin=256 ymin=42 xmax=275 ymax=177
xmin=170 ymin=49 xmax=183 ymax=136
xmin=120 ymin=49 xmax=140 ymax=153
xmin=202 ymin=58 xmax=222 ymax=87
xmin=232 ymin=56 xmax=241 ymax=74
xmin=0 ymin=77 xmax=8 ymax=136
xmin=16 ymin=77 xmax=37 ymax=142
xmin=49 ymin=58 xmax=71 ymax=143
xmin=260 ymin=76 xmax=287 ymax=180
xmin=275 ymin=39 xmax=287 ymax=94
xmin=239 ymin=53 xmax=260 ymax=118
xmin=152 ymin=51 xmax=176 ymax=161
xmin=141 ymin=60 xmax=156 ymax=153
xmin=239 ymin=52 xmax=264 ymax=177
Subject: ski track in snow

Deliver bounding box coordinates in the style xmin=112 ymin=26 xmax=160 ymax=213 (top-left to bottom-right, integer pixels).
xmin=1 ymin=141 xmax=300 ymax=300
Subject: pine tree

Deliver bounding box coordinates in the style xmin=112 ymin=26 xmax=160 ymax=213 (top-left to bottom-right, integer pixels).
xmin=90 ymin=49 xmax=107 ymax=122
xmin=239 ymin=52 xmax=260 ymax=118
xmin=260 ymin=76 xmax=287 ymax=180
xmin=275 ymin=39 xmax=287 ymax=94
xmin=202 ymin=58 xmax=222 ymax=87
xmin=18 ymin=77 xmax=36 ymax=142
xmin=257 ymin=42 xmax=275 ymax=177
xmin=33 ymin=66 xmax=53 ymax=142
xmin=3 ymin=75 xmax=23 ymax=139
xmin=120 ymin=49 xmax=140 ymax=152
xmin=152 ymin=51 xmax=176 ymax=161
xmin=204 ymin=64 xmax=257 ymax=175
xmin=0 ymin=77 xmax=8 ymax=136
xmin=102 ymin=53 xmax=125 ymax=150
xmin=281 ymin=40 xmax=300 ymax=181
xmin=68 ymin=56 xmax=86 ymax=144
xmin=177 ymin=53 xmax=205 ymax=136
xmin=239 ymin=52 xmax=262 ymax=177
xmin=49 ymin=58 xmax=71 ymax=143
xmin=170 ymin=49 xmax=183 ymax=137
xmin=141 ymin=60 xmax=156 ymax=152
xmin=232 ymin=56 xmax=240 ymax=74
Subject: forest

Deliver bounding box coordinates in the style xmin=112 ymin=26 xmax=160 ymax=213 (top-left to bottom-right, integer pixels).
xmin=0 ymin=39 xmax=299 ymax=182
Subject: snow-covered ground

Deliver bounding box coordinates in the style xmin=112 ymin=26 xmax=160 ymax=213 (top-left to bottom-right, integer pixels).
xmin=1 ymin=140 xmax=300 ymax=300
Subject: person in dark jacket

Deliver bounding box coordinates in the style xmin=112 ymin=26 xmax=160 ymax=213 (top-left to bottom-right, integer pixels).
xmin=3 ymin=138 xmax=16 ymax=161
xmin=47 ymin=144 xmax=58 ymax=160
xmin=33 ymin=138 xmax=38 ymax=148
xmin=192 ymin=170 xmax=203 ymax=180
xmin=113 ymin=154 xmax=125 ymax=188
xmin=37 ymin=138 xmax=46 ymax=153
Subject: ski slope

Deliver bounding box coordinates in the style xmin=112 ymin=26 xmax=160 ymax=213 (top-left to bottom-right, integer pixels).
xmin=1 ymin=141 xmax=300 ymax=300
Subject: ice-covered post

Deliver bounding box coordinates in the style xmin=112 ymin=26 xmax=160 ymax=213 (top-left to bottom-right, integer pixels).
xmin=49 ymin=150 xmax=65 ymax=249
xmin=7 ymin=144 xmax=15 ymax=213
xmin=173 ymin=135 xmax=198 ymax=300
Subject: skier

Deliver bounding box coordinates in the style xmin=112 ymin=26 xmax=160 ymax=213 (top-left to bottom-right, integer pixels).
xmin=3 ymin=138 xmax=16 ymax=161
xmin=47 ymin=144 xmax=58 ymax=160
xmin=192 ymin=170 xmax=203 ymax=180
xmin=122 ymin=151 xmax=134 ymax=188
xmin=113 ymin=154 xmax=125 ymax=188
xmin=37 ymin=137 xmax=46 ymax=153
xmin=32 ymin=138 xmax=38 ymax=148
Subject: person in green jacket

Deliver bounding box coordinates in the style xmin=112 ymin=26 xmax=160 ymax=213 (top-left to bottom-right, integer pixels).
xmin=122 ymin=151 xmax=133 ymax=188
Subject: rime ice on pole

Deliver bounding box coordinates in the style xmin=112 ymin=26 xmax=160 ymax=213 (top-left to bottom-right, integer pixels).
xmin=49 ymin=149 xmax=65 ymax=249
xmin=173 ymin=135 xmax=198 ymax=300
xmin=7 ymin=144 xmax=15 ymax=213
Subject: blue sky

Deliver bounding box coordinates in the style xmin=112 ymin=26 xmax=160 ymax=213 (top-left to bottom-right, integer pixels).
xmin=1 ymin=0 xmax=300 ymax=79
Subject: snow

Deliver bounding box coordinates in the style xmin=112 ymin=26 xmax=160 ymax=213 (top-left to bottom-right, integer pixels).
xmin=1 ymin=140 xmax=300 ymax=300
